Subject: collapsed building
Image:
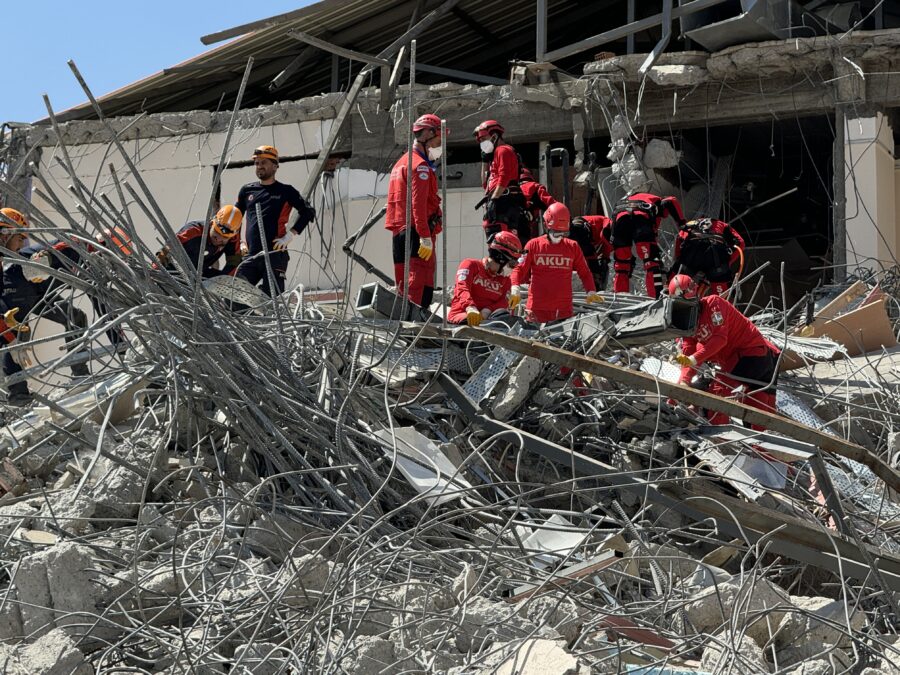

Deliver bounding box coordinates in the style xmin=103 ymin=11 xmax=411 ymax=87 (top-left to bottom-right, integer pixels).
xmin=0 ymin=0 xmax=899 ymax=672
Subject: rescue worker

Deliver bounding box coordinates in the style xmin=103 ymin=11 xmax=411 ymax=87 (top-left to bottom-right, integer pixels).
xmin=156 ymin=205 xmax=243 ymax=278
xmin=234 ymin=145 xmax=316 ymax=296
xmin=0 ymin=208 xmax=29 ymax=294
xmin=0 ymin=209 xmax=42 ymax=405
xmin=519 ymin=167 xmax=555 ymax=244
xmin=509 ymin=203 xmax=603 ymax=324
xmin=669 ymin=274 xmax=780 ymax=429
xmin=671 ymin=217 xmax=745 ymax=296
xmin=474 ymin=120 xmax=526 ymax=241
xmin=448 ymin=231 xmax=523 ymax=326
xmin=27 ymin=227 xmax=132 ymax=349
xmin=2 ymin=241 xmax=93 ymax=405
xmin=569 ymin=215 xmax=613 ymax=291
xmin=611 ymin=192 xmax=685 ymax=298
xmin=385 ymin=113 xmax=445 ymax=309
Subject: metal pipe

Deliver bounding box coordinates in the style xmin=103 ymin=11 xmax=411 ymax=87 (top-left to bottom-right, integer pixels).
xmin=544 ymin=0 xmax=728 ymax=62
xmin=638 ymin=0 xmax=673 ymax=78
xmin=400 ymin=39 xmax=417 ymax=322
xmin=536 ymin=0 xmax=547 ymax=61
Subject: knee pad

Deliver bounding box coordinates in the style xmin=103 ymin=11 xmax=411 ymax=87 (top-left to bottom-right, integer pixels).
xmin=613 ymin=247 xmax=634 ymax=273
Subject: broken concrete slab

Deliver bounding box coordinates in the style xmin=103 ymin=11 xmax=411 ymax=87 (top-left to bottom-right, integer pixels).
xmin=700 ymin=632 xmax=769 ymax=674
xmin=681 ymin=576 xmax=790 ymax=646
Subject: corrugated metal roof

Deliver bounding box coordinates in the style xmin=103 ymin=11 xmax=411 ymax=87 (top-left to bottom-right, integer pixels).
xmin=52 ymin=0 xmax=660 ymax=123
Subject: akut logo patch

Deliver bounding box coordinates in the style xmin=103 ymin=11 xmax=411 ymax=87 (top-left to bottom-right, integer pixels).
xmin=534 ymin=255 xmax=573 ymax=268
xmin=472 ymin=276 xmax=504 ymax=293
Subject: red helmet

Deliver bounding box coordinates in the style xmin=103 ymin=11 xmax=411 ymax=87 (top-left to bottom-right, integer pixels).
xmin=520 ymin=167 xmax=535 ymax=182
xmin=544 ymin=202 xmax=571 ymax=232
xmin=473 ymin=120 xmax=504 ymax=141
xmin=488 ymin=230 xmax=523 ymax=262
xmin=413 ymin=113 xmax=445 ymax=134
xmin=668 ymin=274 xmax=698 ymax=299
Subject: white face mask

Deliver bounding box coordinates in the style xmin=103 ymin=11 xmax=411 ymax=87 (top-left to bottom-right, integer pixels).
xmin=480 ymin=140 xmax=495 ymax=155
xmin=548 ymin=233 xmax=565 ymax=244
xmin=427 ymin=144 xmax=443 ymax=161
xmin=500 ymin=265 xmax=513 ymax=277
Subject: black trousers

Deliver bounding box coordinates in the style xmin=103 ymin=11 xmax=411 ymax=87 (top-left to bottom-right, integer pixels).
xmin=236 ymin=252 xmax=289 ymax=297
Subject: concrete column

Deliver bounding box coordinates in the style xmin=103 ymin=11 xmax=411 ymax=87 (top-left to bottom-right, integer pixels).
xmin=844 ymin=111 xmax=897 ymax=272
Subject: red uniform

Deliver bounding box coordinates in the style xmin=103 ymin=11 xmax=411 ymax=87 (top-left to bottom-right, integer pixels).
xmin=612 ymin=193 xmax=685 ymax=297
xmin=679 ymin=295 xmax=780 ymax=426
xmin=570 ymin=216 xmax=613 ymax=290
xmin=482 ymin=145 xmax=525 ymax=240
xmin=520 ymin=179 xmax=555 ymax=242
xmin=485 ymin=145 xmax=519 ymax=193
xmin=448 ymin=258 xmax=511 ymax=324
xmin=672 ymin=218 xmax=744 ymax=296
xmin=511 ymin=235 xmax=595 ymax=323
xmin=385 ymin=148 xmax=442 ymax=307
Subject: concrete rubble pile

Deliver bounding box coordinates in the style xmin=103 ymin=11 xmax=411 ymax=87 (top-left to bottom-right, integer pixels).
xmin=0 ymin=187 xmax=894 ymax=674
xmin=0 ymin=67 xmax=896 ymax=675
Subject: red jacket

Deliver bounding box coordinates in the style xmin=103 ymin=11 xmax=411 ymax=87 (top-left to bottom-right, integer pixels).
xmin=485 ymin=145 xmax=519 ymax=193
xmin=679 ymin=295 xmax=779 ymax=382
xmin=448 ymin=258 xmax=511 ymax=323
xmin=385 ymin=148 xmax=442 ymax=238
xmin=674 ymin=218 xmax=744 ymax=266
xmin=512 ymin=235 xmax=595 ymax=316
xmin=521 ymin=179 xmax=555 ymax=225
xmin=615 ymin=193 xmax=685 ymax=231
xmin=578 ymin=215 xmax=613 ymax=262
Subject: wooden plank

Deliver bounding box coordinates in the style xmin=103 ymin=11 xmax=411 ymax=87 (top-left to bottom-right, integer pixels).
xmin=417 ymin=322 xmax=900 ymax=493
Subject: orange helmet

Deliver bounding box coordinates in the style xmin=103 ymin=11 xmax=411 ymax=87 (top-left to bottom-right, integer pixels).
xmin=253 ymin=145 xmax=279 ymax=163
xmin=97 ymin=226 xmax=133 ymax=255
xmin=0 ymin=208 xmax=27 ymax=229
xmin=544 ymin=202 xmax=571 ymax=233
xmin=211 ymin=205 xmax=242 ymax=240
xmin=668 ymin=274 xmax=698 ymax=299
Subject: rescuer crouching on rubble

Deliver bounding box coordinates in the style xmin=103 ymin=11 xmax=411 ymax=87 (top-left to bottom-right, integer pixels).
xmin=518 ymin=167 xmax=555 ymax=244
xmin=0 ymin=209 xmax=44 ymax=406
xmin=569 ymin=215 xmax=614 ymax=292
xmin=385 ymin=114 xmax=445 ymax=311
xmin=509 ymin=203 xmax=603 ymax=324
xmin=447 ymin=231 xmax=523 ymax=326
xmin=26 ymin=227 xmax=133 ymax=350
xmin=670 ymin=217 xmax=745 ymax=296
xmin=156 ymin=205 xmax=243 ymax=278
xmin=611 ymin=192 xmax=685 ymax=298
xmin=669 ymin=274 xmax=780 ymax=430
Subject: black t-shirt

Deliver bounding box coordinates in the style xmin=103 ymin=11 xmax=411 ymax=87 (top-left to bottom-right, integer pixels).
xmin=235 ymin=181 xmax=315 ymax=255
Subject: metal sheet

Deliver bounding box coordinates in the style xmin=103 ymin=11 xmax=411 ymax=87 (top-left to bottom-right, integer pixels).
xmin=373 ymin=427 xmax=471 ymax=505
xmin=357 ymin=339 xmax=471 ymax=386
xmin=203 ymin=274 xmax=271 ymax=309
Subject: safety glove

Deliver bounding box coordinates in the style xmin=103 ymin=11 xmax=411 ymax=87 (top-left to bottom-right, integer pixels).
xmin=674 ymin=353 xmax=696 ymax=367
xmin=417 ymin=237 xmax=434 ymax=261
xmin=508 ymin=286 xmax=521 ymax=310
xmin=272 ymin=231 xmax=293 ymax=251
xmin=466 ymin=307 xmax=482 ymax=327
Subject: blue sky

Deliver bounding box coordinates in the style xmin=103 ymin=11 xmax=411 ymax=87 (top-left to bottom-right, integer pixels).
xmin=3 ymin=1 xmax=315 ymax=123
